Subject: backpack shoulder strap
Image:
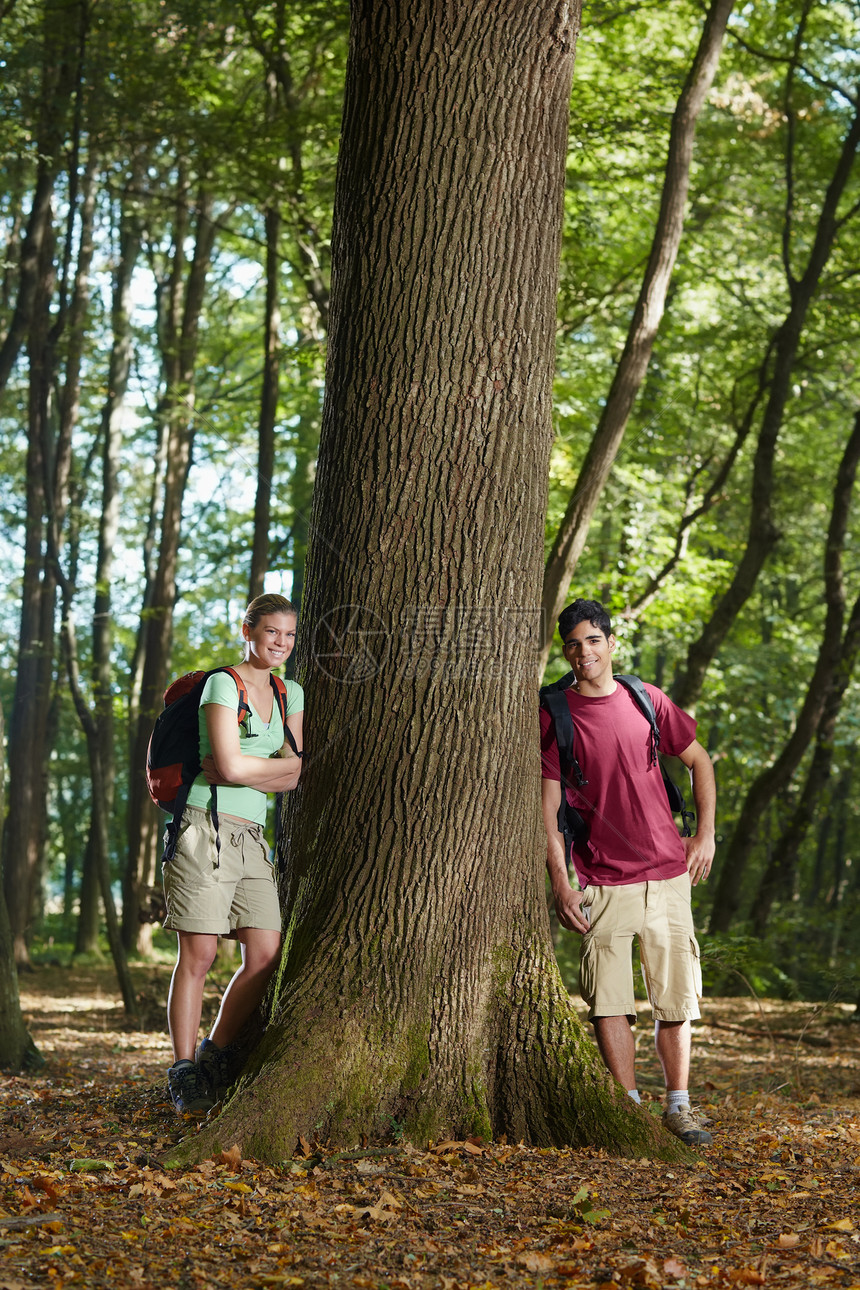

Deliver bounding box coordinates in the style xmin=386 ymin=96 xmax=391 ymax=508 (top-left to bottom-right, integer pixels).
xmin=539 ymin=684 xmax=587 ymax=788
xmin=270 ymin=675 xmax=301 ymax=756
xmin=270 ymin=673 xmax=288 ymax=723
xmin=615 ymin=674 xmax=659 ymax=766
xmin=615 ymin=674 xmax=694 ymax=835
xmin=539 ymin=670 xmax=577 ymax=697
xmin=206 ymin=665 xmax=252 ymax=724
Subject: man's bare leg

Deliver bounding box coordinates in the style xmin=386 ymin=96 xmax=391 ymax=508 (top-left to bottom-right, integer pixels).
xmin=654 ymin=1018 xmax=691 ymax=1092
xmin=592 ymin=1015 xmax=637 ymax=1090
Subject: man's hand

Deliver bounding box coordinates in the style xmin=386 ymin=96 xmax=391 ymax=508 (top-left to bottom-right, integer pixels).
xmin=554 ymin=883 xmax=590 ymax=935
xmin=677 ymin=739 xmax=716 ymax=887
xmin=685 ymin=832 xmax=715 ymax=886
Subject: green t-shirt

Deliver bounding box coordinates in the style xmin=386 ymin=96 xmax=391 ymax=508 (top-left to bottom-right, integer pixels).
xmin=185 ymin=670 xmax=304 ymax=827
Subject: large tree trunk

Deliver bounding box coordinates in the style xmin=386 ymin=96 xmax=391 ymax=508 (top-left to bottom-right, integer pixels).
xmin=175 ymin=0 xmax=686 ymax=1167
xmin=539 ymin=0 xmax=735 ymax=666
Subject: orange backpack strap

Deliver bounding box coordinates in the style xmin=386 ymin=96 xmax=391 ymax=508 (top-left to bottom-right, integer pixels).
xmin=219 ymin=666 xmax=251 ymax=726
xmin=271 ymin=674 xmax=301 ymax=756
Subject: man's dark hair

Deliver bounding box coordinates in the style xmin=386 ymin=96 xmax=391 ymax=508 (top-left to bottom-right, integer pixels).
xmin=557 ymin=598 xmax=612 ymax=642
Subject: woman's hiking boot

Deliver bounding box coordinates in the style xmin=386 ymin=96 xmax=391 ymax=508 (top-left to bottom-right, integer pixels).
xmin=167 ymin=1059 xmax=215 ymax=1117
xmin=195 ymin=1037 xmax=246 ymax=1101
xmin=661 ymin=1104 xmax=712 ymax=1147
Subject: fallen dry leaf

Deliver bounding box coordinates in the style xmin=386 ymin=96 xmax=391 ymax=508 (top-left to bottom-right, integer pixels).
xmin=5 ymin=965 xmax=860 ymax=1290
xmin=728 ymin=1270 xmax=767 ymax=1286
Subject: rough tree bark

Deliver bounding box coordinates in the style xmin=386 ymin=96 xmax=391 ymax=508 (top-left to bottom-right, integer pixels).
xmin=175 ymin=0 xmax=687 ymax=1167
xmin=709 ymin=411 xmax=860 ymax=933
xmin=538 ymin=0 xmax=735 ymax=667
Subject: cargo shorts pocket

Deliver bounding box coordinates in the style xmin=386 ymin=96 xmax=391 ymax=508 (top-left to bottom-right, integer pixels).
xmin=578 ymin=935 xmax=597 ymax=1009
xmin=690 ymin=935 xmax=703 ymax=999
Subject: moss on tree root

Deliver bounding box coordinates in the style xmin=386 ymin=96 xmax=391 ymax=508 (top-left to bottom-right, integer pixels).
xmin=166 ymin=943 xmax=692 ymax=1168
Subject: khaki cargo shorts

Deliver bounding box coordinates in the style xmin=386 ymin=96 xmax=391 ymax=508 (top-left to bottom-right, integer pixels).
xmin=579 ymin=873 xmax=702 ymax=1024
xmin=162 ymin=805 xmax=281 ymax=935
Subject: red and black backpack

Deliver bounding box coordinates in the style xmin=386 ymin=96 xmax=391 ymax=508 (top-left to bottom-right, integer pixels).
xmin=146 ymin=666 xmax=297 ymax=861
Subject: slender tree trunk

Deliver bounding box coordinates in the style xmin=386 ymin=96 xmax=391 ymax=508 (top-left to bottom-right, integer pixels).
xmin=59 ymin=600 xmax=138 ymax=1019
xmin=710 ymin=410 xmax=860 ymax=933
xmin=282 ymin=406 xmax=319 ymax=618
xmin=539 ymin=0 xmax=735 ymax=665
xmin=249 ymin=204 xmax=281 ymax=601
xmin=749 ymin=584 xmax=860 ymax=940
xmin=3 ymin=190 xmax=58 ymax=966
xmin=2 ymin=0 xmax=89 ymax=965
xmin=85 ymin=168 xmax=146 ymax=953
xmin=125 ymin=186 xmax=217 ymax=944
xmin=672 ymin=75 xmax=860 ymax=714
xmin=0 ymin=0 xmax=85 ymax=394
xmin=0 ymin=701 xmax=43 ymax=1071
xmin=174 ymin=0 xmax=687 ymax=1168
xmin=243 ymin=2 xmax=333 ymax=603
xmin=74 ymin=828 xmax=102 ymax=956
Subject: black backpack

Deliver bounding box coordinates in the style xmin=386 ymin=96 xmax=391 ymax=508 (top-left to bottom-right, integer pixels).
xmin=539 ymin=671 xmax=695 ymax=863
xmin=146 ymin=666 xmax=298 ymax=863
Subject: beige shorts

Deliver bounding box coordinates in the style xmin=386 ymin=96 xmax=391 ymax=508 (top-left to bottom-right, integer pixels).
xmin=162 ymin=806 xmax=281 ymax=935
xmin=579 ymin=873 xmax=702 ymax=1024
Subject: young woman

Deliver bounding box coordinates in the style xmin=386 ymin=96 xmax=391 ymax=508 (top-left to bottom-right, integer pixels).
xmin=163 ymin=593 xmax=303 ymax=1115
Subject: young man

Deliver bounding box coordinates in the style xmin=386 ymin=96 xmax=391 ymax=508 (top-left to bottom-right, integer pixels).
xmin=540 ymin=598 xmax=716 ymax=1146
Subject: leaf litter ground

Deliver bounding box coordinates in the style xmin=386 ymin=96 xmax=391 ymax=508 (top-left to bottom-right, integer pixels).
xmin=1 ymin=965 xmax=859 ymax=1289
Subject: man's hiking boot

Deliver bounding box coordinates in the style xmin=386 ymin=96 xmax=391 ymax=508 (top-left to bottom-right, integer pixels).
xmin=661 ymin=1104 xmax=712 ymax=1147
xmin=167 ymin=1059 xmax=215 ymax=1117
xmin=196 ymin=1037 xmax=245 ymax=1101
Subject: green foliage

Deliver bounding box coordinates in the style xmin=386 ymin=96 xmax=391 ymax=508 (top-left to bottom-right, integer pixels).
xmin=2 ymin=0 xmax=860 ymax=999
xmin=699 ymin=932 xmax=798 ymax=999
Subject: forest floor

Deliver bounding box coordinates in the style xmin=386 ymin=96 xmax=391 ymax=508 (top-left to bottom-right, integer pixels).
xmin=1 ymin=963 xmax=858 ymax=1290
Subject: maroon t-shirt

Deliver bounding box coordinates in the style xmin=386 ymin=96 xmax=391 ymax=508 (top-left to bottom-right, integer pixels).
xmin=540 ymin=681 xmax=697 ymax=887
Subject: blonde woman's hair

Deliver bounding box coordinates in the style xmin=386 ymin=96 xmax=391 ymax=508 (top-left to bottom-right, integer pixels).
xmin=241 ymin=594 xmax=297 ymax=659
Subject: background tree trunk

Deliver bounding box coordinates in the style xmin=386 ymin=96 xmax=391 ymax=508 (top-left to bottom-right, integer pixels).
xmin=539 ymin=0 xmax=735 ymax=665
xmin=709 ymin=410 xmax=860 ymax=932
xmin=175 ymin=0 xmax=685 ymax=1167
xmin=0 ymin=0 xmax=84 ymax=395
xmin=2 ymin=189 xmax=58 ymax=967
xmin=124 ymin=186 xmax=217 ymax=949
xmin=249 ymin=203 xmax=281 ymax=602
xmin=0 ymin=700 xmax=43 ymax=1072
xmin=671 ymin=75 xmax=860 ymax=714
